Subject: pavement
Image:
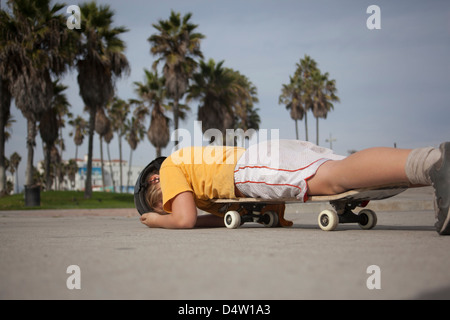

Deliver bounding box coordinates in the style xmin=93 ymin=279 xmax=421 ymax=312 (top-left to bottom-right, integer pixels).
xmin=1 ymin=186 xmax=450 ymax=300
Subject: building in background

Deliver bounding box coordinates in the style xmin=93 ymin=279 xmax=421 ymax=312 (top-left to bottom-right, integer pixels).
xmin=37 ymin=155 xmax=143 ymax=193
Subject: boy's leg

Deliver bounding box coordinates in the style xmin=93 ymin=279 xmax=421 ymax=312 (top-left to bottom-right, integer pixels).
xmin=307 ymin=147 xmax=412 ymax=195
xmin=307 ymin=144 xmax=450 ymax=235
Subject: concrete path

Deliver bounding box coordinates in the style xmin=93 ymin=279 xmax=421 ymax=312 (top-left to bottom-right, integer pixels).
xmin=1 ymin=187 xmax=450 ymax=300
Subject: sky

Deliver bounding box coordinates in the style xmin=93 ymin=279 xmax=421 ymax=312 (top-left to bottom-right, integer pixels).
xmin=5 ymin=0 xmax=450 ymax=188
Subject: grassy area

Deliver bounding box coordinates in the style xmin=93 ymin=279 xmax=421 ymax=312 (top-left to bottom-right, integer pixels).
xmin=0 ymin=191 xmax=135 ymax=210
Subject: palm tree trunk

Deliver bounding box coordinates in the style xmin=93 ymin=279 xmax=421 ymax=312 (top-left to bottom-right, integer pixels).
xmin=58 ymin=127 xmax=64 ymax=190
xmin=15 ymin=170 xmax=19 ymax=194
xmin=59 ymin=126 xmax=64 ymax=165
xmin=106 ymin=143 xmax=115 ymax=192
xmin=304 ymin=112 xmax=309 ymax=142
xmin=44 ymin=145 xmax=51 ymax=190
xmin=99 ymin=136 xmax=105 ymax=191
xmin=0 ymin=76 xmax=10 ymax=195
xmin=127 ymin=150 xmax=133 ymax=192
xmin=173 ymin=99 xmax=179 ymax=150
xmin=25 ymin=118 xmax=36 ymax=186
xmin=118 ymin=129 xmax=123 ymax=193
xmin=316 ymin=117 xmax=319 ymax=146
xmin=55 ymin=163 xmax=58 ymax=191
xmin=84 ymin=108 xmax=96 ymax=199
xmin=0 ymin=108 xmax=5 ymax=195
xmin=294 ymin=119 xmax=299 ymax=140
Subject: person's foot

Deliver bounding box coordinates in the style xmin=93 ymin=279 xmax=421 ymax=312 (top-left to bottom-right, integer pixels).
xmin=430 ymin=142 xmax=450 ymax=235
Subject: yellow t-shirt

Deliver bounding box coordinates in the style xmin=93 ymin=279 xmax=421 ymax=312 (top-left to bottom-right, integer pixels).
xmin=159 ymin=146 xmax=245 ymax=215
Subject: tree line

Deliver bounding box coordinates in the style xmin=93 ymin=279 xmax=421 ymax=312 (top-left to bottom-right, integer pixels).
xmin=0 ymin=0 xmax=338 ymax=199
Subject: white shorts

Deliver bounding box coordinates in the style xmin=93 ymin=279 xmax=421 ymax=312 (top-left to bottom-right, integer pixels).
xmin=234 ymin=140 xmax=346 ymax=201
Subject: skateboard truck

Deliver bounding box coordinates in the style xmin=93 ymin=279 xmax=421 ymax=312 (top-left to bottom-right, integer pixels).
xmin=317 ymin=200 xmax=377 ymax=231
xmin=220 ymin=203 xmax=279 ymax=229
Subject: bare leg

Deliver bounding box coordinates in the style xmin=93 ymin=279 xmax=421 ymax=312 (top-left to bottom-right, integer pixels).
xmin=307 ymin=147 xmax=412 ymax=196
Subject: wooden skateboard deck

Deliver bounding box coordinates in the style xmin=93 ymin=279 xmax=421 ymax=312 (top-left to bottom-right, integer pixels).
xmin=212 ymin=184 xmax=409 ymax=231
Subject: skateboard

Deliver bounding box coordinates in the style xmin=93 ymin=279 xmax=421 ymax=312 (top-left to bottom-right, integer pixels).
xmin=212 ymin=184 xmax=409 ymax=231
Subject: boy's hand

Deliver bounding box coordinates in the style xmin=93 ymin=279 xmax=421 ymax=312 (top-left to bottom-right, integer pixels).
xmin=140 ymin=211 xmax=168 ymax=228
xmin=139 ymin=192 xmax=197 ymax=229
xmin=140 ymin=213 xmax=153 ymax=227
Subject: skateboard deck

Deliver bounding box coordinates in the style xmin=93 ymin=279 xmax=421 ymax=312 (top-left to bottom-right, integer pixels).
xmin=212 ymin=184 xmax=409 ymax=231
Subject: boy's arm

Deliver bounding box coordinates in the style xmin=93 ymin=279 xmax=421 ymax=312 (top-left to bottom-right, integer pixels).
xmin=141 ymin=191 xmax=223 ymax=229
xmin=140 ymin=211 xmax=225 ymax=228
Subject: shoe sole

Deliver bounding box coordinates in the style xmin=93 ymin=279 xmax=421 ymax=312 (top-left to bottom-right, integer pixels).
xmin=430 ymin=142 xmax=450 ymax=235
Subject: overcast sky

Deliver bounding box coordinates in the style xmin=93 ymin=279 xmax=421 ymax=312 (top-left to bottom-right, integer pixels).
xmin=5 ymin=0 xmax=450 ymax=187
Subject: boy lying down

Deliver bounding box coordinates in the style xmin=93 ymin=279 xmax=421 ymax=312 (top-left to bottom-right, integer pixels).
xmin=134 ymin=140 xmax=450 ymax=235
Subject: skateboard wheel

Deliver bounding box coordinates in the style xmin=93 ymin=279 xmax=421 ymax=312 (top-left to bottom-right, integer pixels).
xmin=262 ymin=211 xmax=279 ymax=228
xmin=358 ymin=209 xmax=377 ymax=230
xmin=224 ymin=211 xmax=241 ymax=229
xmin=318 ymin=209 xmax=339 ymax=231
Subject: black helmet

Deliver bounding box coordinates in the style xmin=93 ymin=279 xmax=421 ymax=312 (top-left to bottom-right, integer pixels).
xmin=134 ymin=157 xmax=166 ymax=215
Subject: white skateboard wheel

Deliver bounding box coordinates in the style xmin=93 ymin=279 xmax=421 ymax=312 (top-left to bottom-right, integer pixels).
xmin=224 ymin=211 xmax=241 ymax=229
xmin=262 ymin=211 xmax=279 ymax=228
xmin=358 ymin=209 xmax=377 ymax=230
xmin=318 ymin=209 xmax=339 ymax=231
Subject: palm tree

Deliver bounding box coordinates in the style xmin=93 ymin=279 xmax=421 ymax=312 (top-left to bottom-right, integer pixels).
xmin=0 ymin=0 xmax=72 ymax=199
xmin=0 ymin=77 xmax=11 ymax=195
xmin=50 ymin=144 xmax=61 ymax=189
xmin=188 ymin=59 xmax=259 ymax=145
xmin=75 ymin=1 xmax=129 ymax=198
xmin=103 ymin=126 xmax=115 ymax=192
xmin=39 ymin=80 xmax=70 ymax=190
xmin=310 ymin=70 xmax=339 ymax=145
xmin=125 ymin=116 xmax=145 ymax=190
xmin=68 ymin=115 xmax=88 ymax=161
xmin=95 ymin=108 xmax=111 ymax=191
xmin=228 ymin=69 xmax=260 ymax=144
xmin=279 ymin=76 xmax=305 ymax=140
xmin=187 ymin=59 xmax=235 ymax=143
xmin=66 ymin=159 xmax=78 ymax=190
xmin=39 ymin=104 xmax=58 ymax=191
xmin=9 ymin=152 xmax=21 ymax=194
xmin=134 ymin=69 xmax=170 ymax=157
xmin=52 ymin=82 xmax=71 ymax=180
xmin=106 ymin=97 xmax=130 ymax=193
xmin=148 ymin=10 xmax=204 ymax=148
xmin=294 ymin=55 xmax=318 ymax=141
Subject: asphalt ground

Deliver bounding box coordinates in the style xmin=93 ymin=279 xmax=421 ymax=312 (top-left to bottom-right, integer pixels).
xmin=1 ymin=186 xmax=450 ymax=300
